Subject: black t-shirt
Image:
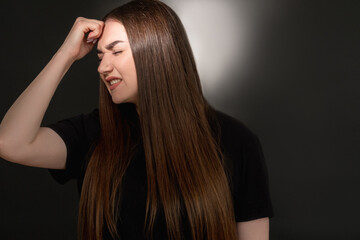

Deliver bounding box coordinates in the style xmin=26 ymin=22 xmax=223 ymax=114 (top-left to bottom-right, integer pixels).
xmin=47 ymin=108 xmax=273 ymax=239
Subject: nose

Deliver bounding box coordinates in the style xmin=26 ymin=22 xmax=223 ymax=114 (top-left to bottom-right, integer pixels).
xmin=97 ymin=54 xmax=113 ymax=74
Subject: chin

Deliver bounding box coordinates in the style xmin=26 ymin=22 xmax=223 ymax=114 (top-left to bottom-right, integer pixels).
xmin=110 ymin=93 xmax=138 ymax=105
xmin=109 ymin=94 xmax=121 ymax=104
xmin=111 ymin=97 xmax=134 ymax=105
xmin=111 ymin=98 xmax=124 ymax=105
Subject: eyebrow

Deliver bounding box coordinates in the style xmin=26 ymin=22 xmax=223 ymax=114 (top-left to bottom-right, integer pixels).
xmin=96 ymin=40 xmax=124 ymax=54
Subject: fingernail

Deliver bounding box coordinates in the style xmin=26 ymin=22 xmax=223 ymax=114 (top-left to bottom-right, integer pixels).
xmin=86 ymin=38 xmax=94 ymax=43
xmin=93 ymin=39 xmax=98 ymax=44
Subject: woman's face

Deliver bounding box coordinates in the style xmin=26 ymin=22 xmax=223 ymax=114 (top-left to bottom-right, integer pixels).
xmin=97 ymin=19 xmax=138 ymax=105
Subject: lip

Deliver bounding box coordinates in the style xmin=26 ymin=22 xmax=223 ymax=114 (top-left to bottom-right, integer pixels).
xmin=109 ymin=80 xmax=122 ymax=90
xmin=105 ymin=76 xmax=121 ymax=82
xmin=104 ymin=76 xmax=122 ymax=91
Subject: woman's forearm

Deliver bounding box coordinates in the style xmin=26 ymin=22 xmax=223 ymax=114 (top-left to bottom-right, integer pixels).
xmin=0 ymin=17 xmax=103 ymax=166
xmin=237 ymin=218 xmax=269 ymax=240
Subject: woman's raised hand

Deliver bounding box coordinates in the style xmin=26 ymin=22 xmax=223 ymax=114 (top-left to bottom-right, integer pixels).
xmin=0 ymin=17 xmax=105 ymax=169
xmin=58 ymin=17 xmax=104 ymax=61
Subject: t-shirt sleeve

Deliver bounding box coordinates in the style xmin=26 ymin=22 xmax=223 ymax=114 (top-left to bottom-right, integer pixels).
xmin=215 ymin=111 xmax=274 ymax=222
xmin=46 ymin=109 xmax=100 ymax=184
xmin=233 ymin=134 xmax=274 ymax=222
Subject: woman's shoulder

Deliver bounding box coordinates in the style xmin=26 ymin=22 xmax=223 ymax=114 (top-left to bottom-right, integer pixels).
xmin=47 ymin=108 xmax=100 ymax=145
xmin=211 ymin=110 xmax=274 ymax=222
xmin=211 ymin=109 xmax=260 ymax=149
xmin=210 ymin=109 xmax=267 ymax=177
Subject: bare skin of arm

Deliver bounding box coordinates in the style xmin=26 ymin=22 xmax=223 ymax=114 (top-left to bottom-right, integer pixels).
xmin=0 ymin=17 xmax=104 ymax=169
xmin=237 ymin=217 xmax=270 ymax=240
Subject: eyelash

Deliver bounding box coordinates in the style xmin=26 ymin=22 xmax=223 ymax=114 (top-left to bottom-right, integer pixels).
xmin=98 ymin=51 xmax=123 ymax=62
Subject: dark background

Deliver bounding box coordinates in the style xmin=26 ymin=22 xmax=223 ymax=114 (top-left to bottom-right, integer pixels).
xmin=1 ymin=0 xmax=359 ymax=239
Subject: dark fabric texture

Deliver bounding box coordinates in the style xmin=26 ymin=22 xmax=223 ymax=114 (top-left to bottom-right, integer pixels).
xmin=47 ymin=108 xmax=273 ymax=239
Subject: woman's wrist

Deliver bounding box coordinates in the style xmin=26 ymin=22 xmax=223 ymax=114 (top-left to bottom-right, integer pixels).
xmin=53 ymin=48 xmax=77 ymax=69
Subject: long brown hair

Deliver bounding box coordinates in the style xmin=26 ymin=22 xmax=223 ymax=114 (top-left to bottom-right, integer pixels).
xmin=78 ymin=1 xmax=237 ymax=239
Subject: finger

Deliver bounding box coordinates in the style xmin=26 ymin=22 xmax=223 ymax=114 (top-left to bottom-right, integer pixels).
xmin=87 ymin=28 xmax=104 ymax=43
xmin=86 ymin=21 xmax=104 ymax=39
xmin=86 ymin=38 xmax=98 ymax=44
xmin=74 ymin=17 xmax=104 ymax=39
xmin=86 ymin=19 xmax=105 ymax=25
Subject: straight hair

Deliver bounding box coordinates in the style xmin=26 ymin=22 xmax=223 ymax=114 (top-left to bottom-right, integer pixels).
xmin=78 ymin=1 xmax=237 ymax=239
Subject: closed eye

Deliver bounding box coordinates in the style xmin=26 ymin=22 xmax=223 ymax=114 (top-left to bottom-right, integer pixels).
xmin=97 ymin=51 xmax=122 ymax=62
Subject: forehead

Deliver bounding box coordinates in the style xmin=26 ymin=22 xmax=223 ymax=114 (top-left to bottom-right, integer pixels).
xmin=97 ymin=19 xmax=129 ymax=48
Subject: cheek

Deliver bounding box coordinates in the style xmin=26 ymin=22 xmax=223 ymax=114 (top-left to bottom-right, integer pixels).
xmin=130 ymin=64 xmax=137 ymax=84
xmin=125 ymin=59 xmax=137 ymax=85
xmin=115 ymin=53 xmax=137 ymax=85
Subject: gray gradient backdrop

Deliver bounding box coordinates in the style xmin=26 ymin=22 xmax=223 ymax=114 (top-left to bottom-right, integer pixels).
xmin=0 ymin=0 xmax=359 ymax=239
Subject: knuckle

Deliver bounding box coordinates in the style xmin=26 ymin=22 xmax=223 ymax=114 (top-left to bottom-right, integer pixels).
xmin=75 ymin=16 xmax=84 ymax=22
xmin=96 ymin=23 xmax=103 ymax=30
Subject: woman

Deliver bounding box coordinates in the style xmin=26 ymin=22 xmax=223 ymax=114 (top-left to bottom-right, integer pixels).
xmin=0 ymin=0 xmax=273 ymax=239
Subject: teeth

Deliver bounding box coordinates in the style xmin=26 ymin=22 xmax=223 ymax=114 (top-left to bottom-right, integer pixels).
xmin=110 ymin=79 xmax=121 ymax=85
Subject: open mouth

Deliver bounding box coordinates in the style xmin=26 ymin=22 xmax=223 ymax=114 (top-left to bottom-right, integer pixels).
xmin=108 ymin=78 xmax=122 ymax=90
xmin=110 ymin=79 xmax=121 ymax=85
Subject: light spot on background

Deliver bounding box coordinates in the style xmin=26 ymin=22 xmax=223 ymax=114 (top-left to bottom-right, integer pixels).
xmin=163 ymin=0 xmax=253 ymax=95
